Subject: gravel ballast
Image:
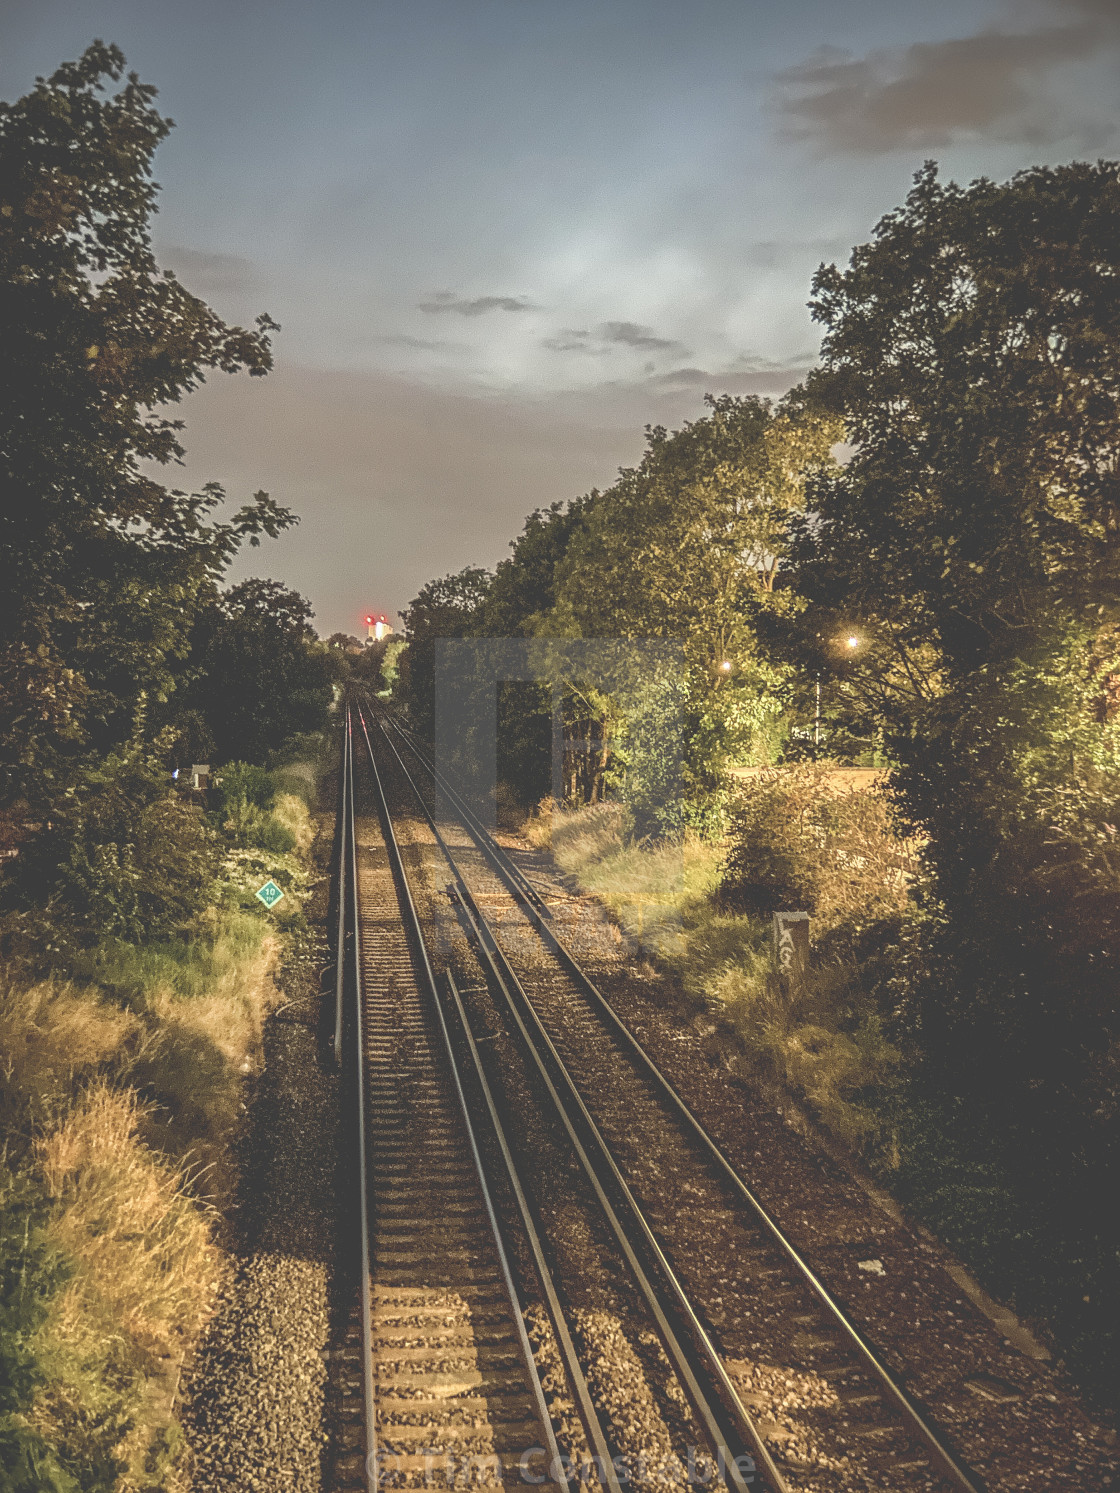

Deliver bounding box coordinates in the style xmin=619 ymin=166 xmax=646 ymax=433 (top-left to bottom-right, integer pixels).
xmin=181 ymin=822 xmax=340 ymax=1493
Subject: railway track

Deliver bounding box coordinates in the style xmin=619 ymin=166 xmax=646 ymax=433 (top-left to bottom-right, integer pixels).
xmin=356 ymin=705 xmax=990 ymax=1493
xmin=330 ymin=707 xmax=571 ymax=1491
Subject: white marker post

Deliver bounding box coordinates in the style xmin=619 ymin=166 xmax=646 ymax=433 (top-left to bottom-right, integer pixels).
xmin=772 ymin=911 xmax=809 ymax=981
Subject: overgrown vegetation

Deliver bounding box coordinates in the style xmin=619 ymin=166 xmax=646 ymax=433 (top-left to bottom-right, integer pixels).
xmin=398 ymin=159 xmax=1120 ymax=1407
xmin=535 ymin=778 xmax=903 ymax=1149
xmin=0 ymin=44 xmax=334 ymax=1488
xmin=0 ymin=764 xmax=318 ymax=1489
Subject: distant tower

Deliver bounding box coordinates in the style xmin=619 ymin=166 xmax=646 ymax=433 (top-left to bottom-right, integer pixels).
xmin=365 ymin=613 xmax=393 ymax=645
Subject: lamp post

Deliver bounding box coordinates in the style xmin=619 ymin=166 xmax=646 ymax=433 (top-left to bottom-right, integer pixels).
xmin=815 ymin=634 xmax=860 ymax=750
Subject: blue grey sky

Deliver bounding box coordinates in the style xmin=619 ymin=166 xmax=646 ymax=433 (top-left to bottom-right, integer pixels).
xmin=4 ymin=0 xmax=1118 ymax=633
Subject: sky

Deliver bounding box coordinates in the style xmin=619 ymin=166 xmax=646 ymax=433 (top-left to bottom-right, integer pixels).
xmin=4 ymin=0 xmax=1119 ymax=635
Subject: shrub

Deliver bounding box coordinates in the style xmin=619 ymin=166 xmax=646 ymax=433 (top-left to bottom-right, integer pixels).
xmin=14 ymin=745 xmax=218 ymax=944
xmin=211 ymin=762 xmax=274 ymax=817
xmin=212 ymin=764 xmax=311 ymax=855
xmin=721 ymin=764 xmax=911 ymax=937
xmin=247 ymin=814 xmax=296 ymax=855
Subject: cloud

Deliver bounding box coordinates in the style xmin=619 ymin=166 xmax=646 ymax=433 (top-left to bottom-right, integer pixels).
xmin=158 ymin=243 xmax=257 ymax=297
xmin=729 ymin=349 xmax=820 ymax=373
xmin=377 ymin=333 xmax=454 ymax=350
xmin=418 ymin=291 xmax=538 ymax=316
xmin=644 ymin=363 xmax=815 ymax=393
xmin=772 ymin=3 xmax=1115 ymax=154
xmin=598 ymin=320 xmax=685 ymax=352
xmin=647 ymin=366 xmax=711 ymax=387
xmin=542 ymin=321 xmax=688 ymax=356
xmin=541 ymin=328 xmax=612 ymax=354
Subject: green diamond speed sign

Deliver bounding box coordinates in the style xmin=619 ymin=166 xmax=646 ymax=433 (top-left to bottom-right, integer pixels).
xmin=255 ymin=879 xmax=284 ymax=909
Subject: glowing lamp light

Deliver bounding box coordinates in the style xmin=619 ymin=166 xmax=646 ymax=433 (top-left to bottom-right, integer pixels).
xmin=846 ymin=635 xmax=860 ymax=649
xmin=719 ymin=660 xmax=732 ymax=672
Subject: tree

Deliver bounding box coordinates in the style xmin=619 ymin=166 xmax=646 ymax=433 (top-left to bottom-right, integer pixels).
xmin=0 ymin=43 xmax=291 ymax=804
xmin=396 ymin=567 xmax=493 ymax=738
xmin=472 ymin=503 xmax=590 ymax=804
xmin=178 ymin=579 xmax=334 ymax=764
xmin=555 ymin=393 xmax=838 ymax=818
xmin=798 ymin=158 xmax=1120 ymax=1046
xmin=793 ymin=161 xmax=1120 ymax=1384
xmin=478 ymin=500 xmax=589 ymax=638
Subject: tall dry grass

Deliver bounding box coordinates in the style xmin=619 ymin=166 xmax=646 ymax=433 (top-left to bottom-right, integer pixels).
xmin=102 ymin=911 xmax=280 ymax=1199
xmin=530 ymin=800 xmax=719 ymax=959
xmin=0 ymin=907 xmax=283 ymax=1485
xmin=0 ymin=979 xmax=139 ymax=1145
xmin=31 ymin=1082 xmax=220 ymax=1489
xmin=271 ymin=791 xmax=313 ymax=856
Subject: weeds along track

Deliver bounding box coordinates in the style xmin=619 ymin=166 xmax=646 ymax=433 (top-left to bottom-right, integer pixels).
xmin=328 ymin=708 xmax=567 ymax=1491
xmin=366 ymin=708 xmax=987 ymax=1493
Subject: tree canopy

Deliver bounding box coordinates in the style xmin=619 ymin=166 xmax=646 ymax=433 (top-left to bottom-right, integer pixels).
xmin=0 ymin=43 xmax=291 ymax=803
xmin=174 ymin=579 xmax=336 ymax=765
xmin=0 ymin=44 xmax=334 ymax=954
xmin=395 ymin=394 xmax=837 ymax=822
xmin=789 ymin=163 xmax=1120 ymax=1360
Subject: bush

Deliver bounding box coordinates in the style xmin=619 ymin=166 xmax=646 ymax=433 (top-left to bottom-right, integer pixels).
xmin=247 ymin=814 xmax=296 ymax=855
xmin=14 ymin=744 xmax=218 ymax=945
xmin=212 ymin=763 xmax=310 ymax=855
xmin=721 ymin=764 xmax=911 ymax=936
xmin=211 ymin=762 xmax=274 ymax=817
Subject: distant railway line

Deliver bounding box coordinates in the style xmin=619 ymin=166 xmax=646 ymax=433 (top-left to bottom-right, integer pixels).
xmin=327 ymin=700 xmax=988 ymax=1492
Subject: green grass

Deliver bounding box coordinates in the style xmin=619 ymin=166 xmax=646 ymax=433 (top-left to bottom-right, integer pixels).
xmin=534 ymin=801 xmax=899 ymax=1148
xmin=536 ymin=802 xmax=721 ymax=959
xmin=75 ymin=910 xmax=267 ymax=1006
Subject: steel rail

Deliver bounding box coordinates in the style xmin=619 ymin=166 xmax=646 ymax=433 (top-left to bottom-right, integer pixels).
xmin=373 ymin=716 xmax=783 ymax=1493
xmin=343 ymin=706 xmax=378 ymax=1493
xmin=352 ymin=709 xmax=588 ymax=1493
xmin=382 ymin=710 xmax=986 ymax=1493
xmin=384 ymin=710 xmax=550 ymax=919
xmin=332 ymin=709 xmax=352 ymax=1068
xmin=442 ymin=968 xmax=621 ymax=1493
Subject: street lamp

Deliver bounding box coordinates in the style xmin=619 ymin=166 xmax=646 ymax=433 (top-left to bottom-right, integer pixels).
xmin=816 ymin=633 xmax=860 ymax=747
